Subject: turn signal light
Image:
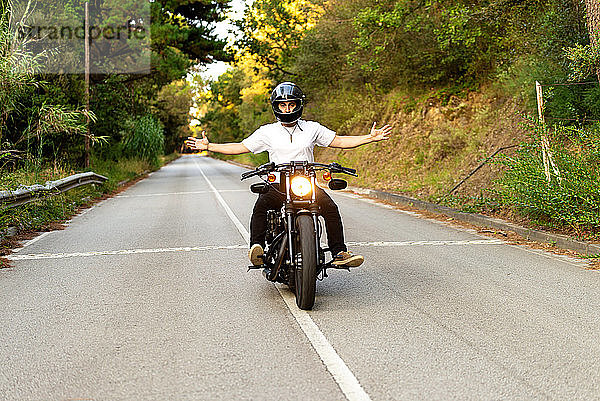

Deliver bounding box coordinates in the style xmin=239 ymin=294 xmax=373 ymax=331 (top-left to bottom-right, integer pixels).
xmin=267 ymin=173 xmax=276 ymax=183
xmin=323 ymin=171 xmax=332 ymax=181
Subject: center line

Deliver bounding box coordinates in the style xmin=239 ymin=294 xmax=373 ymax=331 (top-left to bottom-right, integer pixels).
xmin=193 ymin=158 xmax=372 ymax=401
xmin=193 ymin=159 xmax=250 ymax=244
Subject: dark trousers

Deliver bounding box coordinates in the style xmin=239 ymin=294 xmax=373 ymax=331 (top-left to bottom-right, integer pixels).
xmin=250 ymin=186 xmax=347 ymax=256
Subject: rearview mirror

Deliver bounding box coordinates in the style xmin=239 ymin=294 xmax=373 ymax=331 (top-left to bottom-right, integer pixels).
xmin=328 ymin=179 xmax=347 ymax=191
xmin=250 ymin=183 xmax=270 ymax=194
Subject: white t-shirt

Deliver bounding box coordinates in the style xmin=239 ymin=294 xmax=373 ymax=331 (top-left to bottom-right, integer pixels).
xmin=242 ymin=120 xmax=336 ymax=165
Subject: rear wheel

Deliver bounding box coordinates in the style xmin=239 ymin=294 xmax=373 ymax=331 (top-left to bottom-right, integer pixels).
xmin=294 ymin=215 xmax=317 ymax=310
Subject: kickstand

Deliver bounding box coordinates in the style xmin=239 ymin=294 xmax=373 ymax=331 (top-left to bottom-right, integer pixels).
xmin=317 ymin=266 xmax=328 ymax=281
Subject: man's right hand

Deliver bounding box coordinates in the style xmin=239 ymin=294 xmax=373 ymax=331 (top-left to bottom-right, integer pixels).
xmin=185 ymin=131 xmax=209 ymax=151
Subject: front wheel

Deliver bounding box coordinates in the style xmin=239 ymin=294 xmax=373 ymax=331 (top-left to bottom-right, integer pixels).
xmin=295 ymin=215 xmax=317 ymax=310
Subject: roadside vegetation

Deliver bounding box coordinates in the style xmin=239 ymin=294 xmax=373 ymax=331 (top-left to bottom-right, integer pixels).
xmin=0 ymin=154 xmax=178 ymax=237
xmin=194 ymin=0 xmax=600 ymax=239
xmin=0 ymin=0 xmax=230 ymax=237
xmin=2 ymin=0 xmax=599 ymax=241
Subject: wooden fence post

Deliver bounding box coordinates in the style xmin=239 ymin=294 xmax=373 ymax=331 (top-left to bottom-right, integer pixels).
xmin=535 ymin=81 xmax=562 ymax=185
xmin=536 ymin=81 xmax=545 ymax=124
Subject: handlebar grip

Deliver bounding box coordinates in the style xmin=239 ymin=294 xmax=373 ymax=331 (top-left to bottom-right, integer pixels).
xmin=344 ymin=167 xmax=357 ymax=175
xmin=240 ymin=171 xmax=256 ymax=180
xmin=259 ymin=162 xmax=275 ymax=171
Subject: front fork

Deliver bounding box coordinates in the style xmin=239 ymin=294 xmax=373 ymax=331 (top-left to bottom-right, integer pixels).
xmin=313 ymin=212 xmax=321 ymax=265
xmin=286 ymin=211 xmax=321 ymax=271
xmin=286 ymin=212 xmax=295 ymax=269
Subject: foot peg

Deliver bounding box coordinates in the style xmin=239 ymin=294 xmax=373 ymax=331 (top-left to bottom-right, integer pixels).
xmin=262 ymin=267 xmax=275 ymax=281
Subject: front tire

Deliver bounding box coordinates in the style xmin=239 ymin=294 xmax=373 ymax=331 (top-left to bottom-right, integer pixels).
xmin=295 ymin=215 xmax=317 ymax=310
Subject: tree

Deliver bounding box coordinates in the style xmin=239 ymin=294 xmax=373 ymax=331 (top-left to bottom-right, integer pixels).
xmin=0 ymin=0 xmax=95 ymax=167
xmin=585 ymin=0 xmax=600 ymax=83
xmin=235 ymin=0 xmax=324 ymax=80
xmin=154 ymin=79 xmax=194 ymax=153
xmin=9 ymin=0 xmax=231 ymax=163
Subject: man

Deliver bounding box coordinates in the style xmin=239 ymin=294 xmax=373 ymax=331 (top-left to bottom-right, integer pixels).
xmin=186 ymin=82 xmax=392 ymax=267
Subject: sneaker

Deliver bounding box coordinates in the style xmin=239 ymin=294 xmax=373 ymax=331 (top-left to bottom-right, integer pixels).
xmin=248 ymin=244 xmax=264 ymax=266
xmin=332 ymin=251 xmax=364 ymax=268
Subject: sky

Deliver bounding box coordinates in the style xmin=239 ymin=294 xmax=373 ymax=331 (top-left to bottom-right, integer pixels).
xmin=200 ymin=0 xmax=248 ymax=81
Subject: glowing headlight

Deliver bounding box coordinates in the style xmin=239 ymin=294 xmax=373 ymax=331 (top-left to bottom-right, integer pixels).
xmin=290 ymin=176 xmax=312 ymax=197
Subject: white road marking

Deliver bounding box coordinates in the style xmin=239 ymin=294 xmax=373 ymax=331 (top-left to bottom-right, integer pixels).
xmin=11 ymin=232 xmax=52 ymax=253
xmin=6 ymin=245 xmax=247 ymax=260
xmin=72 ymin=205 xmax=96 ymax=218
xmin=5 ymin=240 xmax=504 ymax=260
xmin=193 ymin=159 xmax=250 ymax=244
xmin=277 ymin=286 xmax=372 ymax=401
xmin=506 ymin=243 xmax=591 ymax=268
xmin=116 ymin=189 xmax=246 ymax=198
xmin=347 ymin=239 xmax=505 ymax=247
xmin=193 ymin=158 xmax=372 ymax=401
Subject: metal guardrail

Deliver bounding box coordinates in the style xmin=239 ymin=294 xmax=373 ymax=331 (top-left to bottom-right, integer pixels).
xmin=0 ymin=172 xmax=108 ymax=209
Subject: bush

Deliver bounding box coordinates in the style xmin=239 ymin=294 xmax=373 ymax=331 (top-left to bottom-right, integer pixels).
xmin=121 ymin=115 xmax=165 ymax=165
xmin=497 ymin=120 xmax=600 ymax=234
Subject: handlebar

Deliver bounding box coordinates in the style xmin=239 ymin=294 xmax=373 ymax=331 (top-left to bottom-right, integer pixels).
xmin=240 ymin=161 xmax=358 ymax=181
xmin=240 ymin=162 xmax=275 ymax=180
xmin=328 ymin=162 xmax=357 ymax=176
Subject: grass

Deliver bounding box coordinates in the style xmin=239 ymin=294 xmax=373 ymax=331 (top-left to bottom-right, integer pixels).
xmin=311 ymin=83 xmax=526 ymax=202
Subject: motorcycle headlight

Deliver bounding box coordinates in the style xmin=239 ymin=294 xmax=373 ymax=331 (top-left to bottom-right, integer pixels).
xmin=290 ymin=176 xmax=312 ymax=197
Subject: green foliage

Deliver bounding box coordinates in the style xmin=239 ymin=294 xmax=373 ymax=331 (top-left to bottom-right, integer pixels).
xmin=234 ymin=0 xmax=322 ymax=79
xmin=542 ymin=83 xmax=600 ymax=124
xmin=565 ymin=43 xmax=600 ymax=81
xmin=150 ymin=0 xmax=232 ymax=83
xmin=0 ymin=0 xmax=106 ymax=170
xmin=154 ymin=79 xmax=193 ymax=153
xmin=231 ymin=0 xmax=591 ymax=124
xmin=199 ymin=68 xmax=245 ymax=143
xmin=0 ymin=0 xmax=43 ymax=142
xmin=1 ymin=0 xmax=231 ymax=171
xmin=497 ymin=121 xmax=600 ymax=232
xmin=121 ymin=115 xmax=165 ymax=165
xmin=0 ymin=195 xmax=72 ymax=233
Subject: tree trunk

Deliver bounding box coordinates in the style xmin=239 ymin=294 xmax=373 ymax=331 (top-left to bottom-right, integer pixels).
xmin=585 ymin=0 xmax=600 ymax=84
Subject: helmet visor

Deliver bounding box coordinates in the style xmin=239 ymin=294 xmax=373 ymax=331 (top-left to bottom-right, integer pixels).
xmin=271 ymin=82 xmax=304 ymax=102
xmin=274 ymin=100 xmax=301 ymax=114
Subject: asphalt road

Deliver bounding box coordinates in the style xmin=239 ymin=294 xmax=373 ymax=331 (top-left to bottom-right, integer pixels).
xmin=1 ymin=155 xmax=599 ymax=400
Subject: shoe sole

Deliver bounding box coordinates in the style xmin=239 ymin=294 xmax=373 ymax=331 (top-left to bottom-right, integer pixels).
xmin=249 ymin=245 xmax=264 ymax=266
xmin=332 ymin=255 xmax=364 ymax=268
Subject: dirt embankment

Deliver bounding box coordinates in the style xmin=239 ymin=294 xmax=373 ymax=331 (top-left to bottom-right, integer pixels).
xmin=317 ymin=88 xmax=529 ymax=202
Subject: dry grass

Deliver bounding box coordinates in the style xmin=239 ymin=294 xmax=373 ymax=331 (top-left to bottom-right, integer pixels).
xmin=316 ymin=86 xmax=527 ymax=200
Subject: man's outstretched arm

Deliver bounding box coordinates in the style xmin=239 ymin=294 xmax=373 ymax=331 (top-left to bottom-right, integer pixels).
xmin=185 ymin=132 xmax=250 ymax=155
xmin=328 ymin=122 xmax=392 ymax=149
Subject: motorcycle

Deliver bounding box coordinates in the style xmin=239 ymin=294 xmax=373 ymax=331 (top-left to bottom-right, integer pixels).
xmin=241 ymin=161 xmax=358 ymax=310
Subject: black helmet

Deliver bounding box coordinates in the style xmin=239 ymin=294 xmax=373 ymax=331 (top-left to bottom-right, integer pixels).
xmin=270 ymin=82 xmax=305 ymax=123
